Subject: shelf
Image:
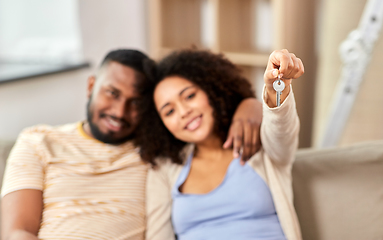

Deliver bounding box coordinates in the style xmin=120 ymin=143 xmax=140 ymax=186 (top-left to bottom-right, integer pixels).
xmin=161 ymin=0 xmax=203 ymax=49
xmin=156 ymin=48 xmax=269 ymax=68
xmin=218 ymin=0 xmax=273 ymax=54
xmin=149 ymin=0 xmax=273 ymax=58
xmin=223 ymin=52 xmax=269 ymax=66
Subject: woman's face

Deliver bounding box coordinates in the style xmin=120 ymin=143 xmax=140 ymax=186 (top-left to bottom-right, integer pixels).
xmin=154 ymin=76 xmax=215 ymax=144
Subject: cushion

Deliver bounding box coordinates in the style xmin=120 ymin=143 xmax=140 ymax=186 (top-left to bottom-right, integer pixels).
xmin=293 ymin=140 xmax=383 ymax=240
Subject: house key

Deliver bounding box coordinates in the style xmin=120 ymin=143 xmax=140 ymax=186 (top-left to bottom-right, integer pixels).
xmin=273 ymin=77 xmax=285 ymax=107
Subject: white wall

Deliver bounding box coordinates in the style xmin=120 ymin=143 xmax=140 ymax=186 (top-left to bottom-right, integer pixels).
xmin=0 ymin=0 xmax=147 ymax=141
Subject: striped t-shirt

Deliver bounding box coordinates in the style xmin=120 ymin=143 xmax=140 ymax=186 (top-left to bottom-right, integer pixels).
xmin=1 ymin=122 xmax=148 ymax=240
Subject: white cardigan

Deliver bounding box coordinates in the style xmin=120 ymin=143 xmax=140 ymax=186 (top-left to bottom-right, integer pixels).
xmin=145 ymin=87 xmax=302 ymax=240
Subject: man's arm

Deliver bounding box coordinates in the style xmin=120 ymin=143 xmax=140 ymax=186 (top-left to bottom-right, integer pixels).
xmin=2 ymin=190 xmax=42 ymax=240
xmin=223 ymin=98 xmax=263 ymax=163
xmin=1 ymin=127 xmax=46 ymax=240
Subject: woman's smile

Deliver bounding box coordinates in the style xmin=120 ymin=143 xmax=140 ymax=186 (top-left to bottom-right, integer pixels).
xmin=184 ymin=115 xmax=203 ymax=131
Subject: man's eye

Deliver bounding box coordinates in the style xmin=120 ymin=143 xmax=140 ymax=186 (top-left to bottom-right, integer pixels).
xmin=107 ymin=90 xmax=118 ymax=97
xmin=130 ymin=99 xmax=140 ymax=106
xmin=165 ymin=109 xmax=174 ymax=116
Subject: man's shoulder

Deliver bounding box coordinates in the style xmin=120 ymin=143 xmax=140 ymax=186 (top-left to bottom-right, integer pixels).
xmin=19 ymin=122 xmax=80 ymax=142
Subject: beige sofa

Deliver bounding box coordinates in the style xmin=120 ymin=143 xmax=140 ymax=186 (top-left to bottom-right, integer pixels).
xmin=1 ymin=140 xmax=382 ymax=240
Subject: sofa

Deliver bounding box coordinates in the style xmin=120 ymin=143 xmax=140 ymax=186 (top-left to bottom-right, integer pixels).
xmin=1 ymin=140 xmax=382 ymax=240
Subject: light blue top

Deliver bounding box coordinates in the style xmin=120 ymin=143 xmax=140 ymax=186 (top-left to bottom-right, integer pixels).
xmin=171 ymin=153 xmax=286 ymax=240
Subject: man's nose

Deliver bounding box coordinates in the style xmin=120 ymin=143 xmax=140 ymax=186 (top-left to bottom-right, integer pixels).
xmin=112 ymin=99 xmax=127 ymax=118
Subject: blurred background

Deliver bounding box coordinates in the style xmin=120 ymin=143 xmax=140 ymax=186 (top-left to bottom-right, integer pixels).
xmin=0 ymin=0 xmax=382 ymax=149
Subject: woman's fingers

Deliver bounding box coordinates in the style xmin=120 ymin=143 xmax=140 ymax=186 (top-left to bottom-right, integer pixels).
xmin=280 ymin=50 xmax=295 ymax=78
xmin=269 ymin=50 xmax=293 ymax=76
xmin=266 ymin=49 xmax=303 ymax=81
xmin=292 ymin=57 xmax=305 ymax=79
xmin=264 ymin=69 xmax=279 ymax=84
xmin=263 ymin=49 xmax=304 ymax=108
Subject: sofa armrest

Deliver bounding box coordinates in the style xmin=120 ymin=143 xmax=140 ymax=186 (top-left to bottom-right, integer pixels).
xmin=293 ymin=140 xmax=383 ymax=240
xmin=0 ymin=140 xmax=15 ymax=190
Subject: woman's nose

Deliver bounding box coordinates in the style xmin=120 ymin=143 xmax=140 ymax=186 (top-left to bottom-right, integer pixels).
xmin=178 ymin=103 xmax=192 ymax=119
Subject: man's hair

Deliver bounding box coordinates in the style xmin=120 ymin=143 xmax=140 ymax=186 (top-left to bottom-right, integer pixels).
xmin=100 ymin=49 xmax=150 ymax=73
xmin=134 ymin=49 xmax=255 ymax=166
xmin=96 ymin=48 xmax=157 ymax=101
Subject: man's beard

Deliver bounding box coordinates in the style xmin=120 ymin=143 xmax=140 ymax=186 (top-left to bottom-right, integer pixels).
xmin=86 ymin=100 xmax=135 ymax=144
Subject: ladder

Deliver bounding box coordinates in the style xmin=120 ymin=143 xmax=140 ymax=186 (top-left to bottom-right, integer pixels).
xmin=320 ymin=0 xmax=383 ymax=148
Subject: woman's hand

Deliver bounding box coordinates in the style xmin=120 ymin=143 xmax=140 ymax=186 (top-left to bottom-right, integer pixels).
xmin=264 ymin=49 xmax=304 ymax=107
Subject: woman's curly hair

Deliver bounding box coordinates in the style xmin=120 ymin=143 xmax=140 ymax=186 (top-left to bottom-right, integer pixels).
xmin=134 ymin=49 xmax=255 ymax=167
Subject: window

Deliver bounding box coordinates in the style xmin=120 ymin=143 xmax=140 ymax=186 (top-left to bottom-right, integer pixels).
xmin=0 ymin=0 xmax=87 ymax=82
xmin=0 ymin=0 xmax=83 ymax=63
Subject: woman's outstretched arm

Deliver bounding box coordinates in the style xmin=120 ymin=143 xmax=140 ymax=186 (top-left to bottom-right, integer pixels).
xmin=261 ymin=49 xmax=304 ymax=166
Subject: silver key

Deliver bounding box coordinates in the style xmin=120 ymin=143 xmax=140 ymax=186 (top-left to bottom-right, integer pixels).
xmin=273 ymin=78 xmax=285 ymax=107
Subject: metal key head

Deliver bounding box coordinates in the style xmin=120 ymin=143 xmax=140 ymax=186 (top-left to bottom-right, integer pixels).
xmin=273 ymin=79 xmax=285 ymax=92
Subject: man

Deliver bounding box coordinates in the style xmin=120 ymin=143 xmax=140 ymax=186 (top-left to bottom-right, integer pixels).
xmin=1 ymin=49 xmax=262 ymax=240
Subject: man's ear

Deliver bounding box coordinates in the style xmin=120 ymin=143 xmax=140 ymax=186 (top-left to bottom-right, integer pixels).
xmin=87 ymin=75 xmax=96 ymax=99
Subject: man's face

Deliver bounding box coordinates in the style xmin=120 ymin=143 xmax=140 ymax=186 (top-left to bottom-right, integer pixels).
xmin=86 ymin=61 xmax=141 ymax=144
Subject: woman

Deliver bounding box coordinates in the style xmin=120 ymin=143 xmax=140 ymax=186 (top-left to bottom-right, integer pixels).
xmin=136 ymin=49 xmax=304 ymax=240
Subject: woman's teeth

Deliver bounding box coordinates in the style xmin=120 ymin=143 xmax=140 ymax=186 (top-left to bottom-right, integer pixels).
xmin=186 ymin=116 xmax=201 ymax=131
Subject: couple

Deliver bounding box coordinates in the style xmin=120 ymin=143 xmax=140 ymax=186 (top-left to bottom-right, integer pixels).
xmin=2 ymin=48 xmax=303 ymax=240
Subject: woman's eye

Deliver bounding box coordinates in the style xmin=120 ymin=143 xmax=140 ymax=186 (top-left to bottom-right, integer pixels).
xmin=165 ymin=109 xmax=174 ymax=116
xmin=186 ymin=93 xmax=196 ymax=100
